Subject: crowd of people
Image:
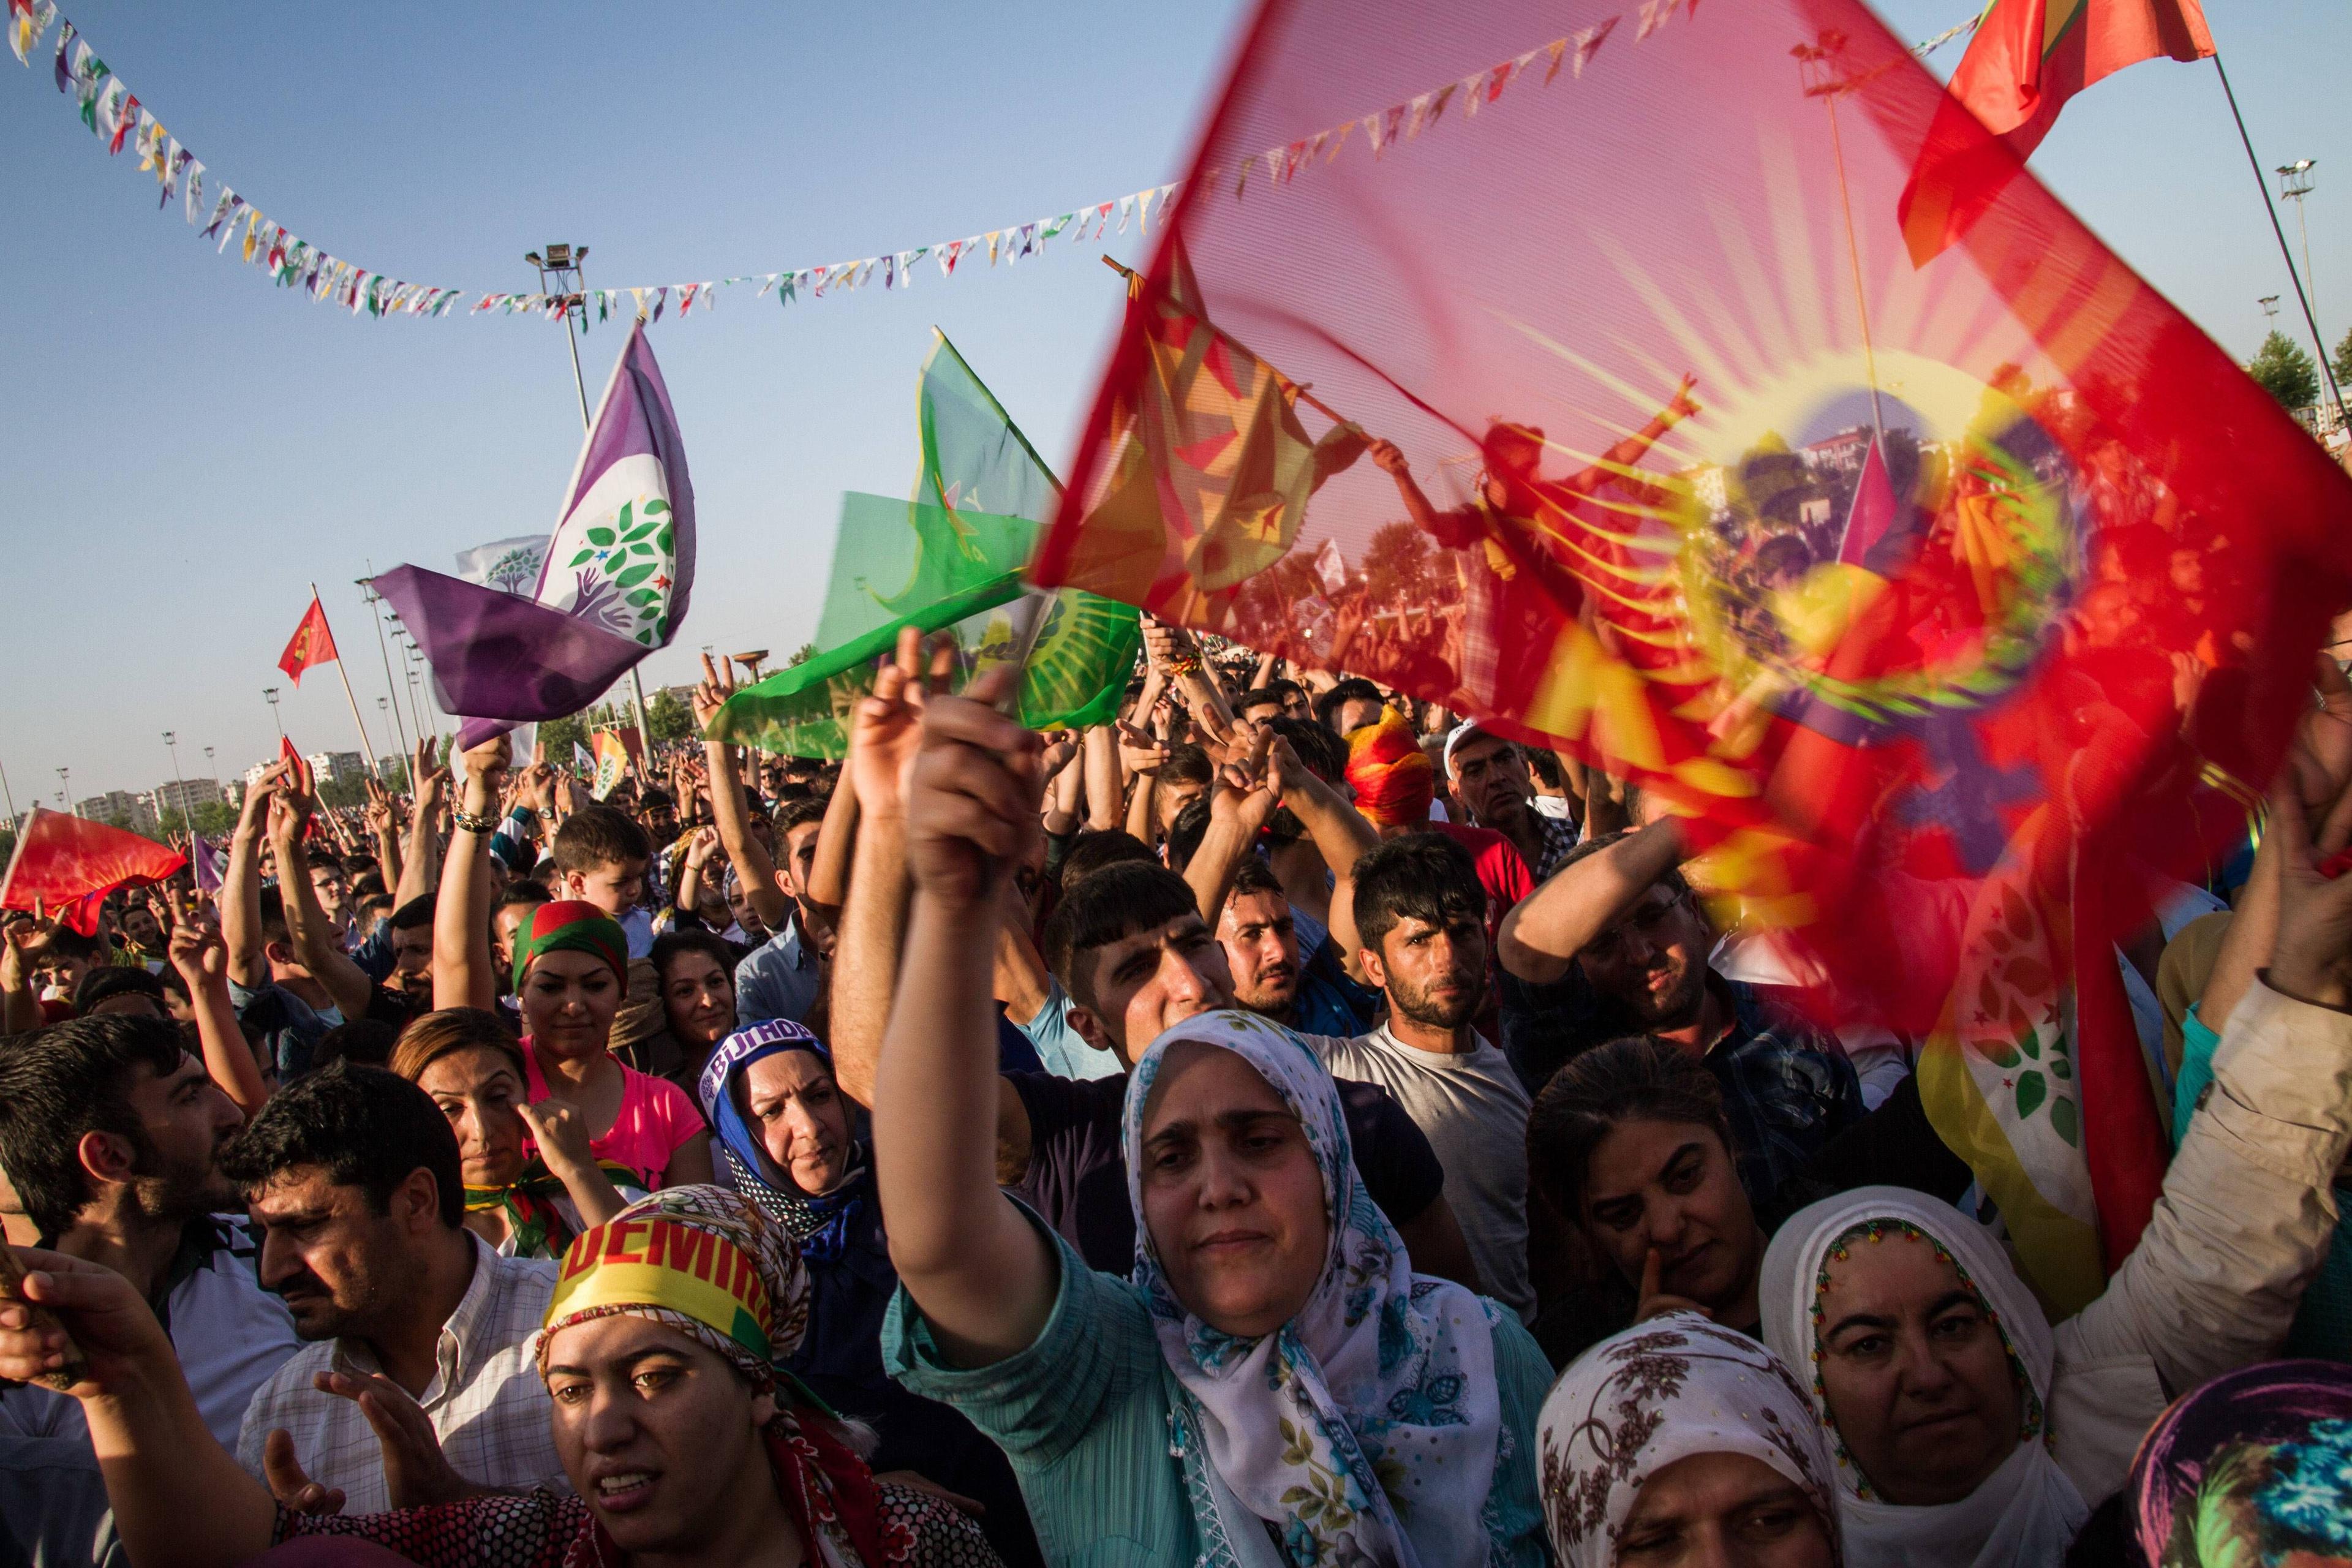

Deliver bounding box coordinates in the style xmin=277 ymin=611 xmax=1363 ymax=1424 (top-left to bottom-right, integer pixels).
xmin=2 ymin=600 xmax=2351 ymax=1568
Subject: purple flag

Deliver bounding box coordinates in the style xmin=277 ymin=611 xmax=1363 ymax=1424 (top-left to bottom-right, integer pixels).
xmin=190 ymin=832 xmax=227 ymax=895
xmin=374 ymin=321 xmax=695 ymax=748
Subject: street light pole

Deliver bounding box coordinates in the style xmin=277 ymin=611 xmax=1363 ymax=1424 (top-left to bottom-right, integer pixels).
xmin=264 ymin=687 xmax=284 ymax=742
xmin=2278 ymin=160 xmax=2321 ymax=347
xmin=0 ymin=755 xmax=16 ymax=827
xmin=527 ymin=239 xmax=656 ymax=756
xmin=163 ymin=731 xmax=187 ymax=835
xmin=358 ymin=570 xmax=413 ymax=762
xmin=57 ymin=767 xmax=72 ymax=816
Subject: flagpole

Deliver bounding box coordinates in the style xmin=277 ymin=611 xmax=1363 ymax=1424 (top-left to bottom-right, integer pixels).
xmin=2211 ymin=53 xmax=2348 ymax=423
xmin=311 ymin=583 xmax=382 ymax=777
xmin=1796 ymin=36 xmax=1886 ymax=443
xmin=358 ymin=567 xmax=413 ymax=764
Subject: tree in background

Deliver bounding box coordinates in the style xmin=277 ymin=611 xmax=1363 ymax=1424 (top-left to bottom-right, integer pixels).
xmin=538 ymin=710 xmax=589 ymax=761
xmin=2332 ymin=326 xmax=2352 ymax=400
xmin=786 ymin=642 xmax=817 ymax=667
xmin=159 ymin=802 xmax=239 ymax=841
xmin=2247 ymin=330 xmax=2320 ymax=410
xmin=646 ymin=687 xmax=695 ymax=742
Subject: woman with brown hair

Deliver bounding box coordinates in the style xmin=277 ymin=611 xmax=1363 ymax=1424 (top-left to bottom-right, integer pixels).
xmin=388 ymin=1007 xmax=632 ymax=1258
xmin=1526 ymin=1035 xmax=1771 ymax=1359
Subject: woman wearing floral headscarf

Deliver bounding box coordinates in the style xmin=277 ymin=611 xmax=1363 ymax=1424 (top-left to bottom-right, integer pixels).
xmin=702 ymin=1019 xmax=1044 ymax=1568
xmin=2127 ymin=1358 xmax=2352 ymax=1567
xmin=1538 ymin=1313 xmax=1841 ymax=1568
xmin=0 ymin=1185 xmax=998 ymax=1566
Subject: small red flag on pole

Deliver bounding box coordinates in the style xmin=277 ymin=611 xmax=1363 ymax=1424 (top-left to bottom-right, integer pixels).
xmin=277 ymin=588 xmax=381 ymax=775
xmin=277 ymin=595 xmax=339 ymax=687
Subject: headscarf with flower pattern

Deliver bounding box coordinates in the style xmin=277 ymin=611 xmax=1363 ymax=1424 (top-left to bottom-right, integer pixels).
xmin=533 ymin=1184 xmax=910 ymax=1568
xmin=1537 ymin=1313 xmax=1842 ymax=1568
xmin=1122 ymin=1009 xmax=1505 ymax=1568
xmin=1760 ymin=1188 xmax=2089 ymax=1568
xmin=2127 ymin=1357 xmax=2352 ymax=1567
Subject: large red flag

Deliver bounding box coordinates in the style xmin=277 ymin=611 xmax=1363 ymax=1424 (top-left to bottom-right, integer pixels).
xmin=1900 ymin=0 xmax=2215 ymax=264
xmin=1035 ymin=0 xmax=2352 ymax=1306
xmin=277 ymin=594 xmax=339 ymax=687
xmin=1 ymin=807 xmax=186 ymax=936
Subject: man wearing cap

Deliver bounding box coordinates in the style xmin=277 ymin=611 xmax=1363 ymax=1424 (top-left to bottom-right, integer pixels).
xmin=0 ymin=1184 xmax=996 ymax=1567
xmin=1443 ymin=720 xmax=1579 ymax=881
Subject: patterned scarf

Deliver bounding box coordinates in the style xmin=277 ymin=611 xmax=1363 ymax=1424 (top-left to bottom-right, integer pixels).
xmin=536 ymin=1185 xmax=908 ymax=1568
xmin=1123 ymin=1009 xmax=1504 ymax=1568
xmin=1537 ymin=1313 xmax=1842 ymax=1568
xmin=463 ymin=1156 xmax=643 ymax=1260
xmin=511 ymin=900 xmax=628 ymax=993
xmin=697 ymin=1019 xmax=867 ymax=1263
xmin=2127 ymin=1358 xmax=2352 ymax=1567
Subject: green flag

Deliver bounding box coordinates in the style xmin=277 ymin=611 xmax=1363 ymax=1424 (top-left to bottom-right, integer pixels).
xmin=712 ymin=334 xmax=1139 ymax=758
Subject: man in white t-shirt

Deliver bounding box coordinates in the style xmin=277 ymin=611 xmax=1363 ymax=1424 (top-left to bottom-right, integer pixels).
xmin=1295 ymin=832 xmax=1538 ymax=1322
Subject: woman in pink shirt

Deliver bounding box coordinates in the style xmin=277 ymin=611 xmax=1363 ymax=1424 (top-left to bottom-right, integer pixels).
xmin=434 ymin=735 xmax=710 ymax=1190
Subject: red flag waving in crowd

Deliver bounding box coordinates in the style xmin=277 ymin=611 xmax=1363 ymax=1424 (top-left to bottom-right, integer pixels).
xmin=276 ymin=592 xmax=339 ymax=686
xmin=1036 ymin=0 xmax=2352 ymax=1306
xmin=0 ymin=807 xmax=186 ymax=937
xmin=1901 ymin=0 xmax=2216 ymax=263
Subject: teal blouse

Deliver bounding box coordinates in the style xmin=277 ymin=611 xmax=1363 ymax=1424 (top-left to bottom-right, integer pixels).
xmin=884 ymin=1216 xmax=1555 ymax=1567
xmin=2176 ymin=1001 xmax=2352 ymax=1359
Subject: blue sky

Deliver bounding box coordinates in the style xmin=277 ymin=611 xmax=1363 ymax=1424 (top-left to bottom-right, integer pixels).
xmin=3 ymin=0 xmax=2345 ymax=809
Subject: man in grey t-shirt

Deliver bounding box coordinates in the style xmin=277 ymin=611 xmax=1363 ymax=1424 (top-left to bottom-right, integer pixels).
xmin=1298 ymin=834 xmax=1536 ymax=1322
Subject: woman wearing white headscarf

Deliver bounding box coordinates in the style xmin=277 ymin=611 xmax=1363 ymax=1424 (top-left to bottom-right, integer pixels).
xmin=1755 ymin=763 xmax=2352 ymax=1568
xmin=1539 ymin=1313 xmax=1841 ymax=1568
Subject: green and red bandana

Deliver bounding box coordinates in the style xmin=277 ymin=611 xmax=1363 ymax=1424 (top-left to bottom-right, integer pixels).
xmin=511 ymin=900 xmax=628 ymax=993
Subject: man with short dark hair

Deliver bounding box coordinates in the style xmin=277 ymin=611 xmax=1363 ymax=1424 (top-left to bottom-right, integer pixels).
xmin=225 ymin=1062 xmax=564 ymax=1513
xmin=1314 ymin=676 xmax=1386 ymax=737
xmin=383 ymin=894 xmax=436 ymax=1009
xmin=0 ymin=1015 xmax=296 ymax=1450
xmin=733 ymin=795 xmax=835 ymax=1026
xmin=1300 ymin=834 xmax=1538 ymax=1321
xmin=1497 ymin=818 xmax=1866 ymax=1203
xmin=72 ymin=965 xmax=170 ymax=1020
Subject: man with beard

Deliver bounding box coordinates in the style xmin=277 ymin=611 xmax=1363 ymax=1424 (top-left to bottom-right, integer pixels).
xmin=0 ymin=1015 xmax=296 ymax=1451
xmin=1294 ymin=833 xmax=1538 ymax=1323
xmin=382 ymin=894 xmax=437 ymax=1011
xmin=224 ymin=1061 xmax=564 ymax=1513
xmin=1496 ymin=819 xmax=1864 ymax=1206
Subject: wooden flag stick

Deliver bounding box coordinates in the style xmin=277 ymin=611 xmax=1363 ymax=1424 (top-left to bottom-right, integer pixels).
xmin=311 ymin=582 xmax=381 ymax=776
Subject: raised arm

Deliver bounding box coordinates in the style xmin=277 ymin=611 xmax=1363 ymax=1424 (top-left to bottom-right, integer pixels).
xmin=168 ymin=905 xmax=268 ymax=1117
xmin=2072 ymin=770 xmax=2352 ymax=1392
xmin=1145 ymin=618 xmax=1236 ymax=753
xmin=267 ymin=785 xmax=376 ymax=1023
xmin=391 ymin=737 xmax=448 ymax=913
xmin=363 ymin=778 xmax=404 ymax=892
xmin=1183 ymin=733 xmax=1278 ymax=921
xmin=0 ymin=1248 xmax=280 ymax=1568
xmin=1082 ymin=725 xmax=1123 ymax=832
xmin=2203 ymin=655 xmax=2352 ymax=1033
xmin=431 ymin=736 xmax=510 ymax=1012
xmin=1117 ymin=721 xmax=1167 ymax=845
xmin=1559 ymin=375 xmax=1697 ymax=497
xmin=1 ymin=911 xmax=55 ymax=1038
xmin=1367 ymin=438 xmax=1448 ymax=534
xmin=222 ymin=761 xmax=289 ymax=991
xmin=695 ymin=655 xmax=793 ymax=933
xmin=1498 ymin=816 xmax=1687 ymax=985
xmin=1266 ymin=738 xmax=1380 ymax=970
xmin=876 ymin=664 xmax=1060 ymax=1368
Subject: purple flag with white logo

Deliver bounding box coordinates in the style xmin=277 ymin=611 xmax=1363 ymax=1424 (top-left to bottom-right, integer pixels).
xmin=374 ymin=321 xmax=695 ymax=748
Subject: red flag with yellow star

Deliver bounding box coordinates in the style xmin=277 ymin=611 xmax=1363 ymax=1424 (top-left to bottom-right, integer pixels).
xmin=1033 ymin=0 xmax=2352 ymax=1306
xmin=276 ymin=594 xmax=338 ymax=687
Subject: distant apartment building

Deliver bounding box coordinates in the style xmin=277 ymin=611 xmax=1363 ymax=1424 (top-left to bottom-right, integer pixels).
xmin=155 ymin=777 xmax=227 ymax=816
xmin=306 ymin=751 xmax=367 ymax=786
xmin=75 ymin=790 xmax=158 ymax=833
